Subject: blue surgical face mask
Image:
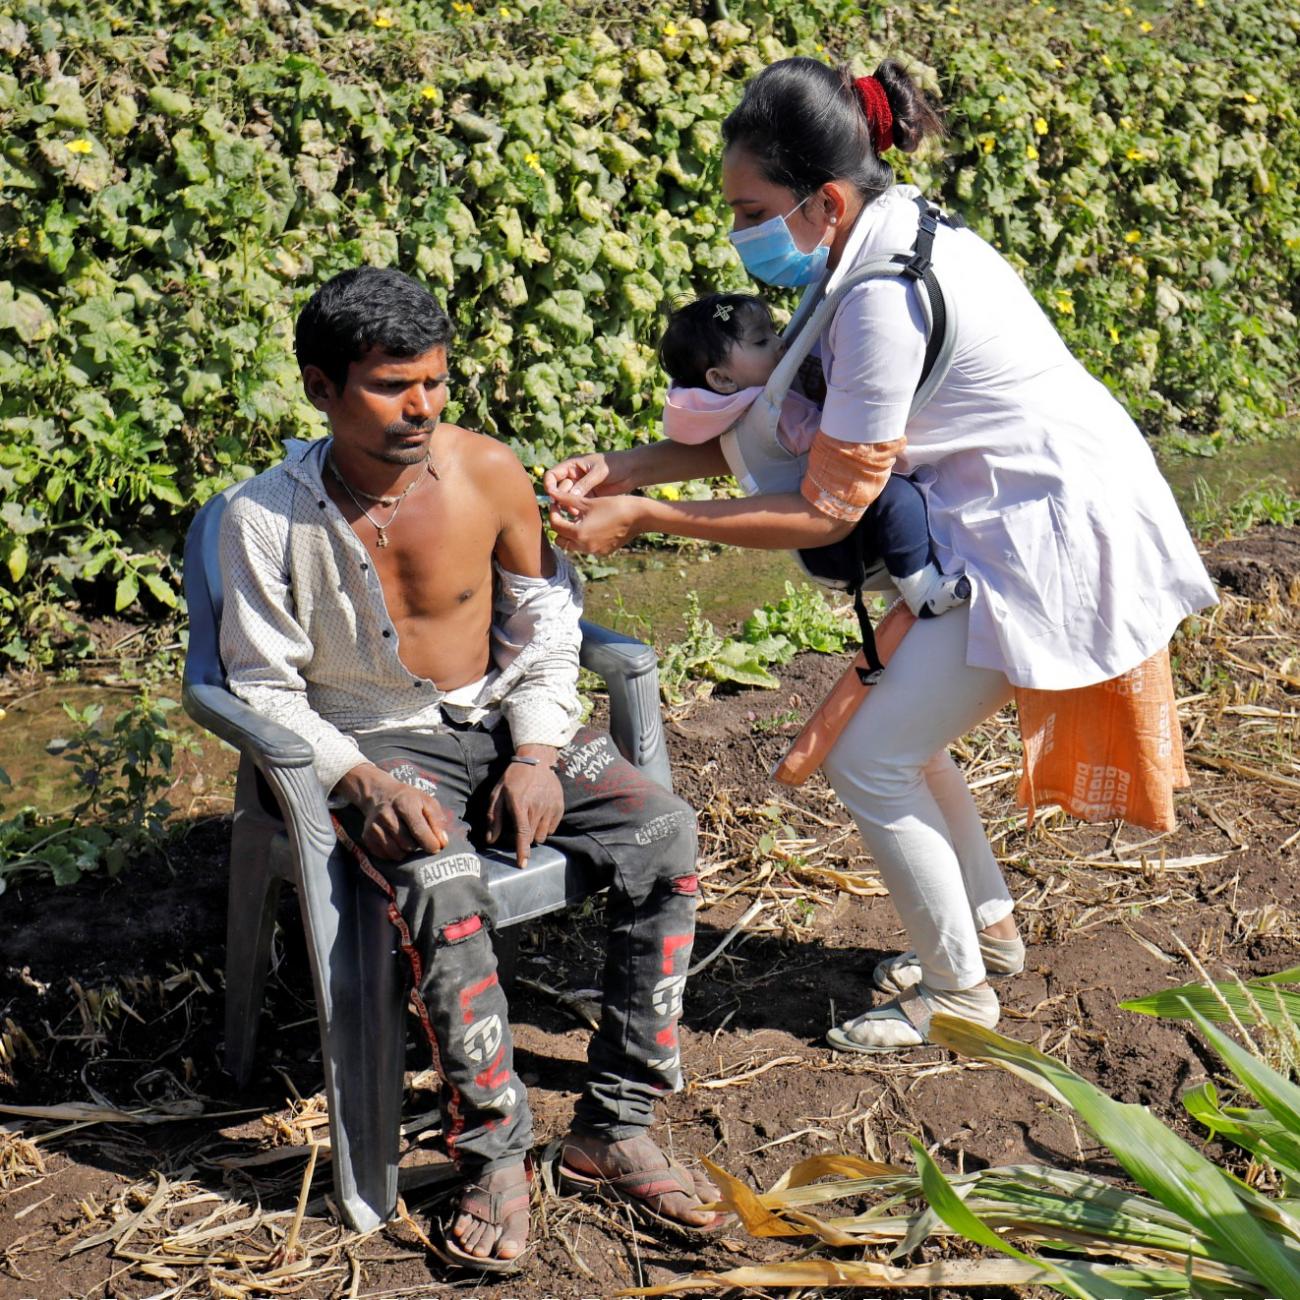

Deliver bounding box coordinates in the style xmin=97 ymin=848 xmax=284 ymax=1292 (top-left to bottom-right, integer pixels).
xmin=728 ymin=195 xmax=831 ymax=288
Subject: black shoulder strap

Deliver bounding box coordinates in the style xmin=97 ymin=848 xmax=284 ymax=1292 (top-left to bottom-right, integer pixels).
xmin=890 ymin=196 xmax=964 ymax=393
xmin=800 ymin=195 xmax=966 ymax=677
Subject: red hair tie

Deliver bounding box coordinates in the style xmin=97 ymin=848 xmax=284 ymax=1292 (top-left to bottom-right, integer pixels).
xmin=854 ymin=75 xmax=895 ymax=155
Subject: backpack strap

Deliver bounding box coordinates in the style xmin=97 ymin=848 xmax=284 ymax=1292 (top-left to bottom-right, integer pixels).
xmin=896 ymin=195 xmax=964 ymax=394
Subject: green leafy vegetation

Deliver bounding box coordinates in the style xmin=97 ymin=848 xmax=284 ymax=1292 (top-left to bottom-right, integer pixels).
xmin=1186 ymin=474 xmax=1300 ymax=540
xmin=659 ymin=582 xmax=856 ymax=704
xmin=2 ymin=0 xmax=1296 ymax=668
xmin=0 ymin=692 xmax=196 ymax=889
xmin=922 ymin=972 xmax=1300 ymax=1299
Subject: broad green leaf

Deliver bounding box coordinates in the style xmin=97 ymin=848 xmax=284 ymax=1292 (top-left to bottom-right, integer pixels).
xmin=1187 ymin=1004 xmax=1300 ymax=1162
xmin=929 ymin=1014 xmax=1300 ymax=1299
xmin=1184 ymin=1083 xmax=1300 ymax=1184
xmin=103 ymin=93 xmax=137 ymax=137
xmin=114 ymin=572 xmax=139 ymax=612
xmin=5 ymin=538 xmax=26 ymax=583
xmin=0 ymin=283 xmax=55 ymax=343
xmin=535 ymin=291 xmax=593 ymax=340
xmin=912 ymin=1141 xmax=1135 ymax=1300
xmin=1122 ymin=981 xmax=1300 ymax=1028
xmin=709 ymin=641 xmax=779 ymax=689
xmin=141 ymin=572 xmax=177 ymax=608
xmin=148 ymin=86 xmax=194 ymax=117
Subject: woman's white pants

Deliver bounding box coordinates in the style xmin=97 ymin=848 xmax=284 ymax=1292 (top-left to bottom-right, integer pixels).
xmin=822 ymin=604 xmax=1016 ymax=991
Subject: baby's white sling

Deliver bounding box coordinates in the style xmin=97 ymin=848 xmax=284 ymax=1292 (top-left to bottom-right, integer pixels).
xmin=718 ymin=195 xmax=963 ymax=596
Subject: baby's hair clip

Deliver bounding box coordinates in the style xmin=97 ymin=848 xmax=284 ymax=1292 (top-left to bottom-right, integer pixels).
xmin=713 ymin=302 xmax=734 ymax=322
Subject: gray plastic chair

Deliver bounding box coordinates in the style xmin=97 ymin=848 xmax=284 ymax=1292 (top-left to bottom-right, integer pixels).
xmin=181 ymin=478 xmax=670 ymax=1231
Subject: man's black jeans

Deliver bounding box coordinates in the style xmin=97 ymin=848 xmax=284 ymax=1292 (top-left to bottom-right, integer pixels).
xmin=336 ymin=721 xmax=699 ymax=1174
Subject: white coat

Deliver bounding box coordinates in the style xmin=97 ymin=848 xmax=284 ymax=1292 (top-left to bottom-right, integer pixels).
xmin=813 ymin=185 xmax=1217 ymax=691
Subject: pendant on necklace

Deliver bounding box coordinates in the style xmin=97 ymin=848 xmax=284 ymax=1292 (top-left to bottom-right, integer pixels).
xmin=376 ymin=528 xmax=389 ymax=548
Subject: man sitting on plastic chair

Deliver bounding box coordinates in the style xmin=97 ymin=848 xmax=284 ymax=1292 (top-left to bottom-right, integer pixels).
xmin=218 ymin=267 xmax=720 ymax=1271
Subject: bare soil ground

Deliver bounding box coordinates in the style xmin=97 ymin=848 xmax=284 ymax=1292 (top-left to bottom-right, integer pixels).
xmin=2 ymin=527 xmax=1298 ymax=1300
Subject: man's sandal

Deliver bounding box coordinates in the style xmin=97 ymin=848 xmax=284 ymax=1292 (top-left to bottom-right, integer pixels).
xmin=827 ymin=983 xmax=1000 ymax=1055
xmin=432 ymin=1177 xmax=532 ymax=1275
xmin=873 ymin=935 xmax=1026 ymax=997
xmin=551 ymin=1142 xmax=727 ymax=1237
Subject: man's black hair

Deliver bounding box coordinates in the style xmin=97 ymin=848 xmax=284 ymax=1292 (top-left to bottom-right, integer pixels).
xmin=659 ymin=292 xmax=768 ymax=389
xmin=294 ymin=266 xmax=453 ymax=391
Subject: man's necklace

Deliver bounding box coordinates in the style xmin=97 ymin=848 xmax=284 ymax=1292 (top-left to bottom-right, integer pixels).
xmin=326 ymin=451 xmax=438 ymax=548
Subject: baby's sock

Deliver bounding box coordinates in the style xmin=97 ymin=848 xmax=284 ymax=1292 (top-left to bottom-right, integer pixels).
xmin=894 ymin=563 xmax=972 ymax=619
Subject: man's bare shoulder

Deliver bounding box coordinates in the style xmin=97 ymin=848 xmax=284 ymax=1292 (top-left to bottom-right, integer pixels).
xmin=440 ymin=424 xmax=534 ymax=500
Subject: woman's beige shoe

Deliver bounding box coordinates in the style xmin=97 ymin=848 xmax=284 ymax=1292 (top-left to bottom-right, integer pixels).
xmin=873 ymin=934 xmax=1025 ymax=997
xmin=827 ymin=983 xmax=1000 ymax=1054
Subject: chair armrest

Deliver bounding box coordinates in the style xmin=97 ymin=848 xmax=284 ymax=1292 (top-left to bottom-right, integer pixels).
xmin=183 ymin=681 xmax=316 ymax=769
xmin=578 ymin=620 xmax=672 ymax=792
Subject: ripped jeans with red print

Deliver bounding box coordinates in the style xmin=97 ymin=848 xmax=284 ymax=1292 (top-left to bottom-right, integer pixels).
xmin=336 ymin=721 xmax=699 ymax=1175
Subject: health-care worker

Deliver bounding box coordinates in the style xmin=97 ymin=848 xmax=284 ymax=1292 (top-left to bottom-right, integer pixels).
xmin=545 ymin=57 xmax=1218 ymax=1054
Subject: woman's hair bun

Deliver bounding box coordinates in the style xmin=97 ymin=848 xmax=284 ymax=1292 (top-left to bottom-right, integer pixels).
xmin=871 ymin=58 xmax=945 ymax=154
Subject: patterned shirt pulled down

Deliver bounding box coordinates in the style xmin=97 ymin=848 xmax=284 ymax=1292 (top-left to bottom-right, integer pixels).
xmin=217 ymin=438 xmax=585 ymax=796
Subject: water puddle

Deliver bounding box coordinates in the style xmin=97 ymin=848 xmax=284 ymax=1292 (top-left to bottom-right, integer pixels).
xmin=1158 ymin=433 xmax=1300 ymax=506
xmin=0 ymin=683 xmax=238 ymax=823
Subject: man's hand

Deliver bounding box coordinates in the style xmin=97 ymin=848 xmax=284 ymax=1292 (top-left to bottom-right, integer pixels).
xmin=336 ymin=763 xmax=453 ymax=860
xmin=486 ymin=749 xmax=564 ymax=868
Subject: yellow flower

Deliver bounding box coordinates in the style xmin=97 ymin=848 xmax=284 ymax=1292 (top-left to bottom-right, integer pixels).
xmin=1139 ymin=19 xmax=1153 ymax=32
xmin=659 ymin=484 xmax=681 ymax=501
xmin=1052 ymin=57 xmax=1063 ymax=68
xmin=1034 ymin=116 xmax=1048 ymax=135
xmin=947 ymin=4 xmax=961 ymax=13
xmin=373 ymin=12 xmax=392 ymax=27
xmin=1108 ymin=325 xmax=1120 ymax=343
xmin=1100 ymin=54 xmax=1112 ymax=67
xmin=1243 ymin=92 xmax=1259 ymax=104
xmin=663 ymin=21 xmax=677 ymax=36
xmin=1025 ymin=143 xmax=1039 ymax=161
xmin=1124 ymin=229 xmax=1141 ymax=243
xmin=66 ymin=139 xmax=94 ymax=154
xmin=1121 ymin=4 xmax=1132 ymax=13
xmin=1126 ymin=147 xmax=1145 ymax=161
xmin=499 ymin=3 xmax=511 ymax=13
xmin=1054 ymin=293 xmax=1074 ymax=315
xmin=997 ymin=93 xmax=1008 ymax=103
xmin=814 ymin=42 xmax=824 ymax=52
xmin=420 ymin=85 xmax=438 ymax=100
xmin=980 ymin=134 xmax=996 ymax=153
xmin=523 ymin=151 xmax=542 ymax=172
